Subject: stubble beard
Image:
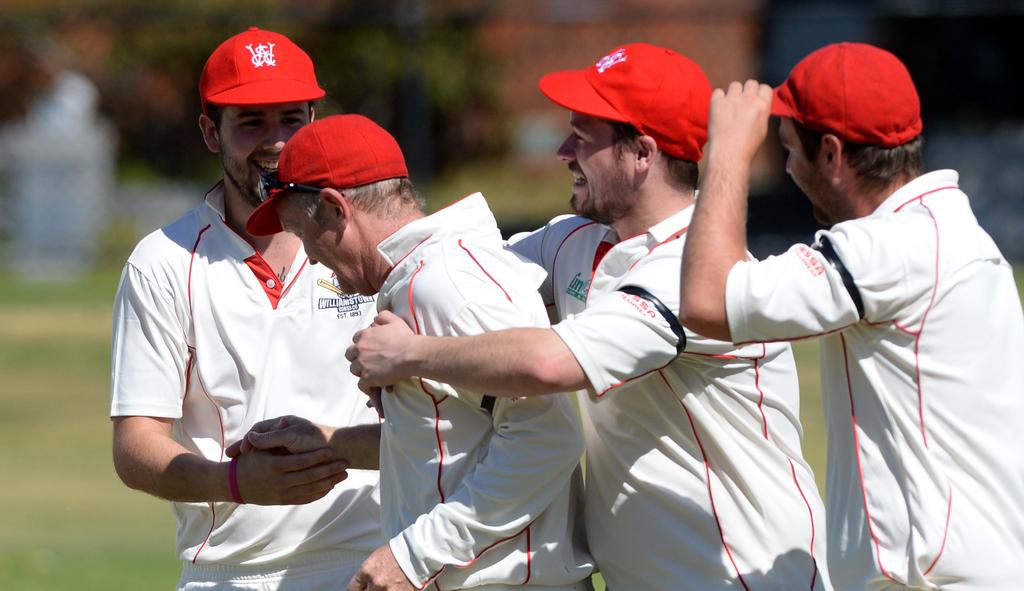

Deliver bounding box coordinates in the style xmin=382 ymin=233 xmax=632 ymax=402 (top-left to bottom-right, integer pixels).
xmin=571 ymin=168 xmax=632 ymax=225
xmin=221 ymin=153 xmax=265 ymax=209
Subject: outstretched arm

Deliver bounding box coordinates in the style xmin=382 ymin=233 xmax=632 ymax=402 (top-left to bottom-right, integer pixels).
xmin=679 ymin=80 xmax=774 ymax=341
xmin=346 ymin=311 xmax=588 ymax=397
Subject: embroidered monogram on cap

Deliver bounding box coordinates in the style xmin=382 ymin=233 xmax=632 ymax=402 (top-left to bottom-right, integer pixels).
xmin=595 ymin=48 xmax=627 ymax=74
xmin=245 ymin=42 xmax=277 ymax=68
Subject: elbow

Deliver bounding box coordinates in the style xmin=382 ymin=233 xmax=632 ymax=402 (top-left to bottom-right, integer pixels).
xmin=678 ymin=300 xmax=733 ymax=343
xmin=112 ymin=448 xmax=144 ymax=492
xmin=525 ymin=351 xmax=583 ymax=396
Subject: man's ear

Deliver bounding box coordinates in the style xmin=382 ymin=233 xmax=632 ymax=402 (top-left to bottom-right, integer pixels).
xmin=634 ymin=135 xmax=658 ymax=174
xmin=309 ymin=103 xmax=316 ymax=123
xmin=319 ymin=188 xmax=351 ymax=230
xmin=818 ymin=133 xmax=847 ymax=181
xmin=199 ymin=113 xmax=220 ymax=153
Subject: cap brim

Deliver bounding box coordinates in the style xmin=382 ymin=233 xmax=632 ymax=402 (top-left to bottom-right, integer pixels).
xmin=246 ymin=192 xmax=285 ymax=236
xmin=206 ymin=79 xmax=326 ymax=107
xmin=770 ymin=86 xmax=796 ymax=118
xmin=538 ymin=70 xmax=628 ymax=122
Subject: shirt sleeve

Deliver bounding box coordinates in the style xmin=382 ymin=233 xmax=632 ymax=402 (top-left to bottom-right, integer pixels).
xmin=388 ymin=300 xmax=584 ymax=584
xmin=726 ymin=219 xmax=916 ymax=343
xmin=550 ymin=243 xmax=740 ymax=395
xmin=109 ymin=262 xmax=189 ymax=418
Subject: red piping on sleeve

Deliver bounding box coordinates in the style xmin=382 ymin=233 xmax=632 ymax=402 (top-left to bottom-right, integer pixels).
xmin=415 ymin=523 xmax=534 ymax=590
xmin=457 ymin=240 xmax=512 ymax=303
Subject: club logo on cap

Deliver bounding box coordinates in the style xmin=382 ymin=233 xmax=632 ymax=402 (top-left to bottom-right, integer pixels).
xmin=595 ymin=48 xmax=627 ymax=74
xmin=245 ymin=42 xmax=277 ymax=68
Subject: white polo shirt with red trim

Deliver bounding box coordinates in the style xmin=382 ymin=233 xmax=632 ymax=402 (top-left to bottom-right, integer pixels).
xmin=373 ymin=193 xmax=593 ymax=591
xmin=110 ymin=184 xmax=383 ymax=571
xmin=727 ymin=170 xmax=1024 ymax=590
xmin=510 ymin=205 xmax=831 ymax=591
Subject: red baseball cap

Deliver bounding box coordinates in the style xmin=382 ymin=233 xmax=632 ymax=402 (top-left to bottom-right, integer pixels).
xmin=199 ymin=27 xmax=326 ymax=113
xmin=771 ymin=42 xmax=922 ymax=148
xmin=246 ymin=114 xmax=409 ymax=236
xmin=538 ymin=43 xmax=712 ymax=162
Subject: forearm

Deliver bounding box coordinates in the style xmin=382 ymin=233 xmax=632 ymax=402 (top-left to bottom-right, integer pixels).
xmin=684 ymin=147 xmax=751 ymax=297
xmin=112 ymin=416 xmax=231 ymax=502
xmin=679 ymin=82 xmax=774 ymax=341
xmin=403 ymin=327 xmax=588 ymax=397
xmin=329 ymin=423 xmax=382 ymax=470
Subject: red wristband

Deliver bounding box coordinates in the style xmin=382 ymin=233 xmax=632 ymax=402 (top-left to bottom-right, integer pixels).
xmin=228 ymin=456 xmax=245 ymax=504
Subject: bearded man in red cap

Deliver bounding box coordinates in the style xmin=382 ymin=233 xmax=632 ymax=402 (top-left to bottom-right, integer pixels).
xmin=109 ymin=28 xmax=383 ymax=589
xmin=680 ymin=42 xmax=1024 ymax=590
xmin=345 ymin=43 xmax=832 ymax=591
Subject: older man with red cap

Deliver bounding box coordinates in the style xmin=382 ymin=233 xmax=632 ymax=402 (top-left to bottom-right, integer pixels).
xmin=681 ymin=42 xmax=1024 ymax=589
xmin=345 ymin=43 xmax=832 ymax=590
xmin=243 ymin=113 xmax=594 ymax=591
xmin=110 ymin=28 xmax=383 ymax=590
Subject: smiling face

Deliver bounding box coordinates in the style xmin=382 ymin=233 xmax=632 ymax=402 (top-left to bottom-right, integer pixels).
xmin=556 ymin=112 xmax=634 ymax=225
xmin=203 ymin=102 xmax=312 ymax=209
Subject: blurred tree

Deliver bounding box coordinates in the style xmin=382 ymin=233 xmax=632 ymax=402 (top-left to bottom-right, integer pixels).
xmin=0 ymin=2 xmax=505 ymax=183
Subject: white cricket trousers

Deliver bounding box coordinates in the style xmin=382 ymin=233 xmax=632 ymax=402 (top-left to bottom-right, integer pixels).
xmin=177 ymin=548 xmax=366 ymax=591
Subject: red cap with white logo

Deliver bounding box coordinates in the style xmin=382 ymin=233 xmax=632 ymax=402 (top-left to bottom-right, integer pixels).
xmin=199 ymin=27 xmax=326 ymax=113
xmin=538 ymin=43 xmax=712 ymax=162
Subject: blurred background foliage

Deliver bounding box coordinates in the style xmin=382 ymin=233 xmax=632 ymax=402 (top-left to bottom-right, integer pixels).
xmin=2 ymin=0 xmax=1022 ymax=274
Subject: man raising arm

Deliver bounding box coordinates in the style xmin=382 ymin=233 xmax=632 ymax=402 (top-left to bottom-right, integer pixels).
xmin=679 ymin=43 xmax=1024 ymax=590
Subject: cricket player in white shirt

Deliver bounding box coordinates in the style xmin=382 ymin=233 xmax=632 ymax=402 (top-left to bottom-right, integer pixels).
xmin=346 ymin=44 xmax=832 ymax=591
xmin=242 ymin=113 xmax=594 ymax=591
xmin=110 ymin=28 xmax=383 ymax=590
xmin=679 ymin=42 xmax=1024 ymax=590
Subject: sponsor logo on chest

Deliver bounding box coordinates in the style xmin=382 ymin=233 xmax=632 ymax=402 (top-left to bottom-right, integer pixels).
xmin=566 ymin=272 xmax=590 ymax=303
xmin=316 ymin=278 xmax=375 ymax=318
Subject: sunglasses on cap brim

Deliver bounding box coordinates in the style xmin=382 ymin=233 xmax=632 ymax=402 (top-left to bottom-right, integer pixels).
xmin=259 ymin=172 xmax=328 ymax=199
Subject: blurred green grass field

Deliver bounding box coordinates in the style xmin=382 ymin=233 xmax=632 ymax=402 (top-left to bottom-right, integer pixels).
xmin=1 ymin=268 xmax=1020 ymax=589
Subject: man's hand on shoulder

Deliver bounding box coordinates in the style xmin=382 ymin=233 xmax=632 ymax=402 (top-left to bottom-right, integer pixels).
xmin=346 ymin=311 xmax=418 ymax=392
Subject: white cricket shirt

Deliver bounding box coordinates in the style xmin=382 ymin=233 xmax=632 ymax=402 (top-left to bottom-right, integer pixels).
xmin=374 ymin=193 xmax=593 ymax=591
xmin=110 ymin=183 xmax=383 ymax=568
xmin=511 ymin=206 xmax=831 ymax=591
xmin=727 ymin=170 xmax=1024 ymax=590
